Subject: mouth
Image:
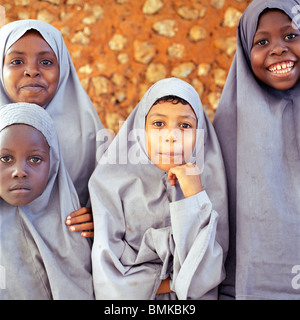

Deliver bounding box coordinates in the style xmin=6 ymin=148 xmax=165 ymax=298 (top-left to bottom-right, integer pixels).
xmin=20 ymin=83 xmax=46 ymax=91
xmin=159 ymin=152 xmax=182 ymax=157
xmin=267 ymin=61 xmax=295 ymax=74
xmin=9 ymin=185 xmax=31 ymax=193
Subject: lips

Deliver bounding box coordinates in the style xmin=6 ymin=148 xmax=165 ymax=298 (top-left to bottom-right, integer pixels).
xmin=9 ymin=184 xmax=31 ymax=192
xmin=20 ymin=83 xmax=46 ymax=90
xmin=268 ymin=61 xmax=295 ymax=74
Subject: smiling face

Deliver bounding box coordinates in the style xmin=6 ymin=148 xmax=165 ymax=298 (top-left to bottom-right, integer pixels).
xmin=145 ymin=100 xmax=197 ymax=172
xmin=0 ymin=124 xmax=50 ymax=206
xmin=2 ymin=30 xmax=60 ymax=106
xmin=250 ymin=9 xmax=300 ymax=90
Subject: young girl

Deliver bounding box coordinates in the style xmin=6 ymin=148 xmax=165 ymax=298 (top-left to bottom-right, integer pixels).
xmin=0 ymin=102 xmax=94 ymax=299
xmin=213 ymin=0 xmax=300 ymax=300
xmin=90 ymin=78 xmax=228 ymax=300
xmin=0 ymin=20 xmax=106 ymax=235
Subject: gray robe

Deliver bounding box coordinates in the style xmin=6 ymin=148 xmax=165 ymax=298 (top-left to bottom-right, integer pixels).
xmin=0 ymin=20 xmax=105 ymax=206
xmin=0 ymin=103 xmax=94 ymax=300
xmin=90 ymin=78 xmax=228 ymax=300
xmin=213 ymin=0 xmax=300 ymax=300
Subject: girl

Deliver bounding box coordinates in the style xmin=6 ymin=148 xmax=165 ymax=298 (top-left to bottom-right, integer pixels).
xmin=90 ymin=78 xmax=228 ymax=299
xmin=213 ymin=0 xmax=300 ymax=300
xmin=0 ymin=20 xmax=106 ymax=236
xmin=0 ymin=102 xmax=94 ymax=299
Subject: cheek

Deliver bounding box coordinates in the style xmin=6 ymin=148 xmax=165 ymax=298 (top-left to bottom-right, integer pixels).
xmin=250 ymin=49 xmax=265 ymax=77
xmin=2 ymin=67 xmax=17 ymax=93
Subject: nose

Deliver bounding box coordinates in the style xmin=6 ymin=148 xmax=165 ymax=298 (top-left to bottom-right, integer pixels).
xmin=11 ymin=161 xmax=28 ymax=179
xmin=23 ymin=64 xmax=40 ymax=78
xmin=165 ymin=129 xmax=178 ymax=143
xmin=270 ymin=40 xmax=288 ymax=56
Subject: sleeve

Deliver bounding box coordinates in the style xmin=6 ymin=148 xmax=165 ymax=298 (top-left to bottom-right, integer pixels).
xmin=169 ymin=191 xmax=226 ymax=300
xmin=91 ymin=197 xmax=163 ymax=300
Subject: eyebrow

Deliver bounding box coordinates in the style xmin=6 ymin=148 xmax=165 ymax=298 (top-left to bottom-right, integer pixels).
xmin=5 ymin=49 xmax=56 ymax=56
xmin=0 ymin=147 xmax=49 ymax=154
xmin=255 ymin=24 xmax=296 ymax=37
xmin=147 ymin=112 xmax=197 ymax=121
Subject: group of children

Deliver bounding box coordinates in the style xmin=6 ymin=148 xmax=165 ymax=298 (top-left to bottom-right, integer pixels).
xmin=0 ymin=0 xmax=299 ymax=300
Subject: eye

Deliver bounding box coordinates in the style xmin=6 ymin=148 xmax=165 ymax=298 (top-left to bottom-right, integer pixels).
xmin=11 ymin=59 xmax=23 ymax=65
xmin=29 ymin=156 xmax=42 ymax=164
xmin=257 ymin=39 xmax=269 ymax=46
xmin=153 ymin=121 xmax=164 ymax=127
xmin=0 ymin=155 xmax=13 ymax=163
xmin=180 ymin=122 xmax=192 ymax=129
xmin=285 ymin=33 xmax=297 ymax=40
xmin=41 ymin=59 xmax=53 ymax=66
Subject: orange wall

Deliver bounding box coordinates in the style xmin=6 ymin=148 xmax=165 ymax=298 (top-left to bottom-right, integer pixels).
xmin=2 ymin=0 xmax=252 ymax=132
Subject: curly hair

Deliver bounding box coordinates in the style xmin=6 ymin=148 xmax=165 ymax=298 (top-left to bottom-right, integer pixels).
xmin=152 ymin=95 xmax=190 ymax=106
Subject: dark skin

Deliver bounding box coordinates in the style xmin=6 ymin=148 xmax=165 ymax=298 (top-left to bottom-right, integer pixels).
xmin=251 ymin=9 xmax=300 ymax=91
xmin=66 ymin=207 xmax=94 ymax=238
xmin=2 ymin=30 xmax=93 ymax=237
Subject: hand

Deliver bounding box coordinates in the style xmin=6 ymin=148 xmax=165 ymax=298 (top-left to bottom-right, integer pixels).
xmin=66 ymin=207 xmax=94 ymax=238
xmin=156 ymin=277 xmax=172 ymax=295
xmin=168 ymin=163 xmax=203 ymax=198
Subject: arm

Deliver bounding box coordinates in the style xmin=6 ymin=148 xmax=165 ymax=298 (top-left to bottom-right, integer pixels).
xmin=167 ymin=163 xmax=226 ymax=300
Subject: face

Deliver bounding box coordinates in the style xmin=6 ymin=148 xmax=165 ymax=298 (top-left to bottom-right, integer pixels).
xmin=0 ymin=124 xmax=50 ymax=206
xmin=3 ymin=30 xmax=60 ymax=106
xmin=251 ymin=9 xmax=300 ymax=90
xmin=145 ymin=101 xmax=197 ymax=172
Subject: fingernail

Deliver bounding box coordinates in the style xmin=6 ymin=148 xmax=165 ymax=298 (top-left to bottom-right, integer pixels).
xmin=70 ymin=226 xmax=75 ymax=231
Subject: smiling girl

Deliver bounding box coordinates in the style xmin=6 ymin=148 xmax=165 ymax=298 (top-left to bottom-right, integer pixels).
xmin=0 ymin=20 xmax=106 ymax=237
xmin=214 ymin=0 xmax=300 ymax=300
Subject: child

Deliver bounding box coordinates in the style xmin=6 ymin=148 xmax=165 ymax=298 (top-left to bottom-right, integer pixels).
xmin=213 ymin=0 xmax=300 ymax=300
xmin=0 ymin=20 xmax=106 ymax=236
xmin=0 ymin=102 xmax=94 ymax=299
xmin=90 ymin=78 xmax=228 ymax=300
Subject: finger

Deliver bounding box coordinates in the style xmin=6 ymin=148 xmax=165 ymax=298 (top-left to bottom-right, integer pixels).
xmin=66 ymin=213 xmax=93 ymax=226
xmin=81 ymin=231 xmax=94 ymax=238
xmin=69 ymin=222 xmax=94 ymax=232
xmin=66 ymin=207 xmax=91 ymax=220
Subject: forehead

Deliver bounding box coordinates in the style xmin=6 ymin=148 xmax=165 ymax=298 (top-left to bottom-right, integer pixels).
xmin=257 ymin=9 xmax=292 ymax=29
xmin=147 ymin=101 xmax=197 ymax=120
xmin=0 ymin=124 xmax=49 ymax=150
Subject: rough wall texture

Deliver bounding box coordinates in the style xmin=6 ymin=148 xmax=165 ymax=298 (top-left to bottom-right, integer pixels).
xmin=2 ymin=0 xmax=252 ymax=132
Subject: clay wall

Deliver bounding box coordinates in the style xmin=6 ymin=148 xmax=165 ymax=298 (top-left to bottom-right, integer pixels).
xmin=2 ymin=0 xmax=252 ymax=132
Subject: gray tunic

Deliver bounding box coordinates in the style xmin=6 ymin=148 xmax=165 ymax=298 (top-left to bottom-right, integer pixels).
xmin=0 ymin=103 xmax=94 ymax=300
xmin=90 ymin=78 xmax=228 ymax=300
xmin=213 ymin=0 xmax=300 ymax=300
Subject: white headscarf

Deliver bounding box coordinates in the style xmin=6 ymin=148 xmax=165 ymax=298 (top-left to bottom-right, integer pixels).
xmin=0 ymin=102 xmax=94 ymax=300
xmin=0 ymin=20 xmax=105 ymax=206
xmin=214 ymin=0 xmax=300 ymax=299
xmin=90 ymin=78 xmax=228 ymax=299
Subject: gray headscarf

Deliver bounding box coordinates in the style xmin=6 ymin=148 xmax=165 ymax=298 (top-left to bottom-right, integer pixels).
xmin=90 ymin=78 xmax=228 ymax=299
xmin=0 ymin=103 xmax=94 ymax=300
xmin=213 ymin=0 xmax=300 ymax=300
xmin=0 ymin=20 xmax=105 ymax=206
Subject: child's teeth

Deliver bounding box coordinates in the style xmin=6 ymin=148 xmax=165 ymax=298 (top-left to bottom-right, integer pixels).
xmin=269 ymin=61 xmax=294 ymax=73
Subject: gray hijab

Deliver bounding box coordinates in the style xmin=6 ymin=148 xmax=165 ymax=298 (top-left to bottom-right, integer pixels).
xmin=0 ymin=103 xmax=94 ymax=300
xmin=213 ymin=0 xmax=300 ymax=299
xmin=0 ymin=20 xmax=105 ymax=206
xmin=90 ymin=78 xmax=228 ymax=299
